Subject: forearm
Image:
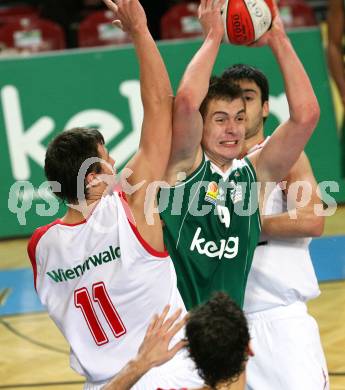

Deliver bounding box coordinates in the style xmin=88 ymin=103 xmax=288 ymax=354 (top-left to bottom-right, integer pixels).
xmin=262 ymin=209 xmax=324 ymax=237
xmin=102 ymin=358 xmax=151 ymax=390
xmin=131 ymin=28 xmax=173 ymax=109
xmin=256 ymin=32 xmax=320 ymax=183
xmin=270 ymin=35 xmax=319 ymax=126
xmin=176 ymin=31 xmax=222 ymax=107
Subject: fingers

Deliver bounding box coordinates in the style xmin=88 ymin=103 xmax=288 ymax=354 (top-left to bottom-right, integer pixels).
xmin=161 ymin=308 xmax=183 ymax=332
xmin=217 ymin=0 xmax=226 ymax=10
xmin=146 ymin=313 xmax=159 ymax=334
xmin=202 ymin=0 xmax=224 ymax=10
xmin=149 ymin=306 xmax=185 ymax=340
xmin=154 ymin=305 xmax=170 ymax=330
xmin=199 ymin=0 xmax=207 ymax=10
xmin=167 ymin=339 xmax=188 ymax=358
xmin=166 ymin=314 xmax=187 ymax=340
xmin=205 ymin=0 xmax=213 ymax=9
xmin=112 ymin=20 xmax=123 ymax=30
xmin=103 ymin=0 xmax=118 ymax=13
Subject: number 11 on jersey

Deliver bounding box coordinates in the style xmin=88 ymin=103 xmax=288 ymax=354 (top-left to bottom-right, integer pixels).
xmin=74 ymin=281 xmax=126 ymax=346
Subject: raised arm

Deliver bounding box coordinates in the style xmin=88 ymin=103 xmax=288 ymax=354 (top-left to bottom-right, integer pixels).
xmin=327 ymin=0 xmax=345 ymax=108
xmin=103 ymin=0 xmax=173 ymax=249
xmin=249 ymin=4 xmax=320 ymax=184
xmin=165 ymin=0 xmax=225 ymax=181
xmin=103 ymin=0 xmax=173 ymax=183
xmin=261 ymin=152 xmax=324 ymax=237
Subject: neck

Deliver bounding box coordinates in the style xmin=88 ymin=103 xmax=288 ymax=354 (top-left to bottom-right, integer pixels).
xmin=244 ymin=131 xmax=265 ymax=156
xmin=217 ymin=372 xmax=246 ymax=390
xmin=61 ymin=198 xmax=99 ymax=224
xmin=193 ymin=372 xmax=246 ymax=390
xmin=205 ymin=152 xmax=233 ymax=173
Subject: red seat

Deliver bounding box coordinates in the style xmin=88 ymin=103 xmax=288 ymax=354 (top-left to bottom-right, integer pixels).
xmin=0 ymin=5 xmax=39 ymax=26
xmin=0 ymin=17 xmax=65 ymax=53
xmin=78 ymin=10 xmax=131 ymax=48
xmin=160 ymin=3 xmax=203 ymax=40
xmin=278 ymin=0 xmax=318 ymax=29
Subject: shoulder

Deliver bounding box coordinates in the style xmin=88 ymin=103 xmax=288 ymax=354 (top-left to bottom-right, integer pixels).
xmin=27 ymin=220 xmax=61 ymax=258
xmin=27 ymin=220 xmax=61 ymax=290
xmin=231 ymin=157 xmax=257 ymax=182
xmin=165 ymin=146 xmax=204 ymax=186
xmin=168 ymin=152 xmax=208 ymax=188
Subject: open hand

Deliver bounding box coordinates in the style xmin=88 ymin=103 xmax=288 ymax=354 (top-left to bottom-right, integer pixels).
xmin=136 ymin=305 xmax=188 ymax=369
xmin=198 ymin=0 xmax=226 ymax=38
xmin=103 ymin=0 xmax=147 ymax=34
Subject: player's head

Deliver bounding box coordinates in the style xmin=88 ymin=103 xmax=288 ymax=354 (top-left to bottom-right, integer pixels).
xmin=186 ymin=292 xmax=251 ymax=389
xmin=200 ymin=76 xmax=246 ymax=165
xmin=221 ymin=64 xmax=269 ymax=140
xmin=45 ymin=127 xmax=115 ymax=204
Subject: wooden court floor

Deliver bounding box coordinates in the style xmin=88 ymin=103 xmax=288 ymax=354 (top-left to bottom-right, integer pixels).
xmin=0 ymin=206 xmax=344 ymax=389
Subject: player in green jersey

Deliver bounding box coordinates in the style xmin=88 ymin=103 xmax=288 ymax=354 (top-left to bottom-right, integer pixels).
xmin=160 ymin=0 xmax=320 ymax=310
xmin=160 ymin=78 xmax=260 ymax=309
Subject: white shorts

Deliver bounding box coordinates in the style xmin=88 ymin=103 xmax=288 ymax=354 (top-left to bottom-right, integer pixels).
xmin=246 ymin=301 xmax=329 ymax=390
xmin=83 ymin=349 xmax=203 ymax=390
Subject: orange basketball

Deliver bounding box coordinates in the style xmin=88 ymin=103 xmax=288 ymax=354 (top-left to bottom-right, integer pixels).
xmin=222 ymin=0 xmax=273 ymax=45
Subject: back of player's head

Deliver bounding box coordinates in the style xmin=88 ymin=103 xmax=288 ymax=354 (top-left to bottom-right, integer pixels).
xmin=45 ymin=127 xmax=105 ymax=204
xmin=200 ymin=76 xmax=244 ymax=119
xmin=186 ymin=292 xmax=250 ymax=388
xmin=221 ymin=64 xmax=269 ymax=104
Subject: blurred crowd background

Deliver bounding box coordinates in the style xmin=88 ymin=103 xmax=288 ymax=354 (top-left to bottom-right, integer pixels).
xmin=0 ymin=0 xmax=329 ymax=52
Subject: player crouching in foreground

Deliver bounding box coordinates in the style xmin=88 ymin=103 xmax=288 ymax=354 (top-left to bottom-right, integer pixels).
xmin=104 ymin=292 xmax=253 ymax=390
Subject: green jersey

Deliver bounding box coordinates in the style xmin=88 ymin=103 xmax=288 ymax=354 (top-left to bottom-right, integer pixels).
xmin=160 ymin=154 xmax=261 ymax=310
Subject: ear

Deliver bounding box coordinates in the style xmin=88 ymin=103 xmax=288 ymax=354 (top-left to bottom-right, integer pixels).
xmin=247 ymin=342 xmax=255 ymax=357
xmin=85 ymin=172 xmax=100 ymax=188
xmin=262 ymin=100 xmax=269 ymax=119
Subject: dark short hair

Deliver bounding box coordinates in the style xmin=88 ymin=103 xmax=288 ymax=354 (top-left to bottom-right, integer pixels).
xmin=186 ymin=292 xmax=250 ymax=388
xmin=221 ymin=64 xmax=269 ymax=104
xmin=44 ymin=127 xmax=105 ymax=204
xmin=200 ymin=76 xmax=244 ymax=119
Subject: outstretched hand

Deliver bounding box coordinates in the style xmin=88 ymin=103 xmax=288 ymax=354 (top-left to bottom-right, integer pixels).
xmin=136 ymin=305 xmax=188 ymax=369
xmin=103 ymin=0 xmax=147 ymax=34
xmin=198 ymin=0 xmax=226 ymax=38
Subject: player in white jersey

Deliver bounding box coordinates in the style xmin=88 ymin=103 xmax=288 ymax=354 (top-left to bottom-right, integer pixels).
xmin=27 ymin=1 xmax=202 ymax=389
xmin=221 ymin=64 xmax=329 ymax=389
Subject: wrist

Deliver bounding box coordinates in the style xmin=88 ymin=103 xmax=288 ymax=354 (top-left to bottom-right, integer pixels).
xmin=129 ymin=24 xmax=149 ymax=38
xmin=268 ymin=31 xmax=289 ymax=52
xmin=205 ymin=26 xmax=223 ymax=41
xmin=130 ymin=355 xmax=153 ymax=375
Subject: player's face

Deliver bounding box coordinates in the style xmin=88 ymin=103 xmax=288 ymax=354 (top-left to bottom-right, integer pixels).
xmin=202 ymin=98 xmax=246 ymax=164
xmin=236 ymin=79 xmax=269 ymax=140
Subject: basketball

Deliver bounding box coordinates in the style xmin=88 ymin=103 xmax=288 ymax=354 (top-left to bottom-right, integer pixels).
xmin=222 ymin=0 xmax=274 ymax=45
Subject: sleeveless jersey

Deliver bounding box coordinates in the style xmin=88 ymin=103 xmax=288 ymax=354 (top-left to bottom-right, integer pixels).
xmin=244 ymin=138 xmax=320 ymax=313
xmin=160 ymin=154 xmax=261 ymax=310
xmin=28 ymin=191 xmax=200 ymax=385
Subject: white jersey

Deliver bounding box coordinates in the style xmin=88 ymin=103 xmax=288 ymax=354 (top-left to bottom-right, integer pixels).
xmin=244 ymin=138 xmax=320 ymax=313
xmin=28 ymin=191 xmax=201 ymax=386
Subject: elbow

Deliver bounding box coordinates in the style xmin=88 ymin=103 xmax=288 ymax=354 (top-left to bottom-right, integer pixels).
xmin=307 ymin=215 xmax=325 ymax=237
xmin=296 ymin=101 xmax=320 ymax=132
xmin=174 ymin=88 xmax=201 ymax=114
xmin=308 ymin=102 xmax=320 ymax=128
